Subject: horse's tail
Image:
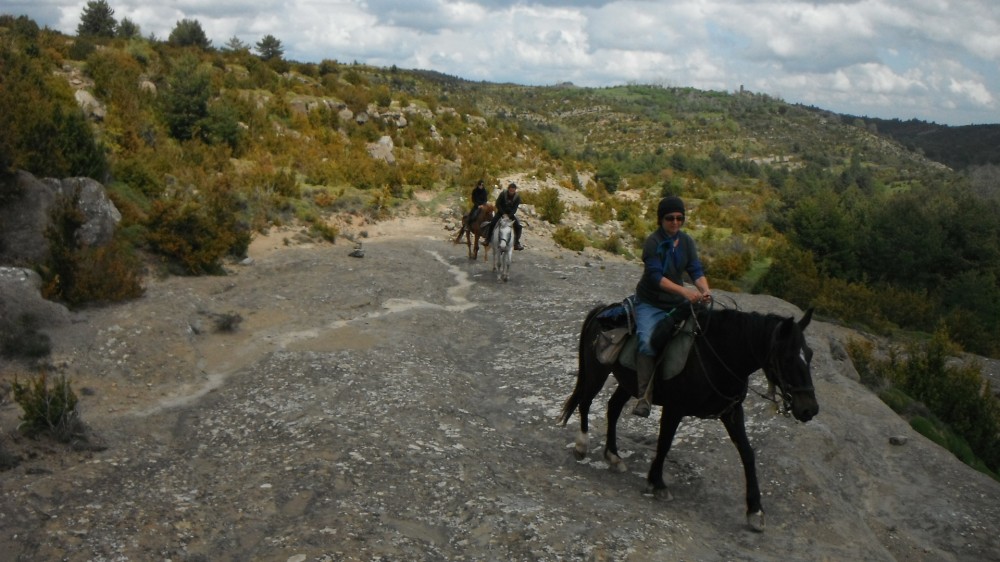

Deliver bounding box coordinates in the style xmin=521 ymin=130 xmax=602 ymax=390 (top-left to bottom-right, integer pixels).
xmin=558 ymin=304 xmax=604 ymax=426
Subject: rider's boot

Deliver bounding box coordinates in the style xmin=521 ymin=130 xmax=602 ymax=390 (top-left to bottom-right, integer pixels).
xmin=514 ymin=231 xmax=524 ymax=250
xmin=482 ymin=227 xmax=491 ymax=246
xmin=632 ymin=354 xmax=656 ymax=417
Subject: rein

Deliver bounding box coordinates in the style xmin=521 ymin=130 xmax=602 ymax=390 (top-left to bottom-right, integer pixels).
xmin=686 ymin=303 xmax=747 ymax=416
xmin=688 ymin=305 xmax=808 ymax=417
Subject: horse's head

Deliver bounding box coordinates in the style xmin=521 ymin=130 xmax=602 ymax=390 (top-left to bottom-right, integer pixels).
xmin=496 ymin=215 xmax=514 ymax=249
xmin=763 ymin=308 xmax=819 ymax=422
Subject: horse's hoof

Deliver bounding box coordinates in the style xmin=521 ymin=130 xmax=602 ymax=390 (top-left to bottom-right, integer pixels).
xmin=650 ymin=486 xmax=673 ymax=501
xmin=747 ymin=511 xmax=766 ymax=533
xmin=573 ymin=446 xmax=587 ymax=461
xmin=603 ymin=451 xmax=627 ymax=473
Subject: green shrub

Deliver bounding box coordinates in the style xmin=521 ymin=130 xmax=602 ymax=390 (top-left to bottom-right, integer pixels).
xmin=0 ymin=45 xmax=108 ymax=179
xmin=65 ymin=239 xmax=145 ymax=304
xmin=12 ymin=372 xmax=83 ymax=442
xmin=587 ymin=200 xmax=614 ymax=224
xmin=68 ymin=37 xmax=96 ymax=61
xmin=113 ymin=157 xmax=164 ymax=197
xmin=527 ymin=187 xmax=565 ymax=224
xmin=910 ymin=416 xmax=946 ymax=447
xmin=553 ymin=226 xmax=586 ymax=251
xmin=146 ymin=196 xmax=243 ymax=274
xmin=849 ymin=331 xmax=1000 ymax=479
xmin=39 ymin=195 xmax=144 ymax=306
xmin=309 ymin=220 xmax=339 ymax=243
xmin=599 ymin=233 xmax=625 ymax=255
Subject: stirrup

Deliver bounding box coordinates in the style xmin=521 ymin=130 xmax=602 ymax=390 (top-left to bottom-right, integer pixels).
xmin=632 ymin=399 xmax=651 ymax=417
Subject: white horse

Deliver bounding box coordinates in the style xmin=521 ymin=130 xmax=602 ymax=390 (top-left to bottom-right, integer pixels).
xmin=488 ymin=215 xmax=514 ymax=282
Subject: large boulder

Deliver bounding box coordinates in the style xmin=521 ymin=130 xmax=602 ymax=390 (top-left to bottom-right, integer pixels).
xmin=0 ymin=170 xmax=121 ymax=267
xmin=367 ymin=135 xmax=396 ymax=163
xmin=0 ymin=267 xmax=71 ymax=331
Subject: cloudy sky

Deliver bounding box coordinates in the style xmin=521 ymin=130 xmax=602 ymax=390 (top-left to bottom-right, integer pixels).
xmin=10 ymin=0 xmax=1000 ymax=126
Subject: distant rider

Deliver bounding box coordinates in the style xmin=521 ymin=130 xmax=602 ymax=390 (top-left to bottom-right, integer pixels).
xmin=483 ymin=182 xmax=524 ymax=250
xmin=465 ymin=179 xmax=489 ymax=228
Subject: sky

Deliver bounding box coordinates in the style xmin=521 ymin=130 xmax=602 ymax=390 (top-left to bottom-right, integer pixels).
xmin=8 ymin=0 xmax=1000 ymax=126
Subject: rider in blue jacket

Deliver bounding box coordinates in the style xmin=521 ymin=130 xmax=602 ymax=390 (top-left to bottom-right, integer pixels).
xmin=632 ymin=196 xmax=712 ymax=417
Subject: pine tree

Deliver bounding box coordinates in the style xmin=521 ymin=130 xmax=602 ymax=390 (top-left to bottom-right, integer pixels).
xmin=77 ymin=0 xmax=117 ymax=38
xmin=255 ymin=35 xmax=284 ymax=61
xmin=168 ymin=19 xmax=211 ymax=50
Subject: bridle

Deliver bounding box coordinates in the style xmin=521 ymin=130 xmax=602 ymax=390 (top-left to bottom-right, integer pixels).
xmin=757 ymin=323 xmax=814 ymax=416
xmin=689 ymin=303 xmax=813 ymax=417
xmin=496 ymin=217 xmax=513 ymax=249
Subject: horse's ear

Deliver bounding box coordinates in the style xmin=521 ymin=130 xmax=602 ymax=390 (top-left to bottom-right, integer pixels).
xmin=798 ymin=307 xmax=814 ymax=331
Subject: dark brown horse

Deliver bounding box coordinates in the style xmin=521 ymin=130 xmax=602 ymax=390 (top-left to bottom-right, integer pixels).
xmin=559 ymin=304 xmax=818 ymax=531
xmin=454 ymin=203 xmax=495 ymax=260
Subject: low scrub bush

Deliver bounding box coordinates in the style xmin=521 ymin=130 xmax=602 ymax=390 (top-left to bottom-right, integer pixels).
xmin=525 ymin=187 xmax=564 ymax=224
xmin=146 ymin=198 xmax=238 ymax=274
xmin=12 ymin=372 xmax=83 ymax=442
xmin=553 ymin=226 xmax=586 ymax=251
xmin=587 ymin=201 xmax=614 ymax=224
xmin=40 ymin=196 xmax=144 ymax=306
xmin=599 ymin=233 xmax=625 ymax=256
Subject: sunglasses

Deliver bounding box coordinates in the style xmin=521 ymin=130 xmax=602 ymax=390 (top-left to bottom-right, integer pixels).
xmin=663 ymin=214 xmax=685 ymax=222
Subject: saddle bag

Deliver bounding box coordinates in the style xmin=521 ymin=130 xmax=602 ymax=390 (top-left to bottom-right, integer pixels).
xmin=595 ymin=327 xmax=630 ymax=365
xmin=592 ymin=295 xmax=637 ymax=366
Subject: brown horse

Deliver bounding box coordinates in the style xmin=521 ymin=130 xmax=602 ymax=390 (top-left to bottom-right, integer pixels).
xmin=454 ymin=203 xmax=495 ymax=260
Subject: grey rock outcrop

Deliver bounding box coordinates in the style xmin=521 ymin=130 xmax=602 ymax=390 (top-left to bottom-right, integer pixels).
xmin=0 ymin=267 xmax=71 ymax=330
xmin=0 ymin=171 xmax=120 ymax=341
xmin=366 ymin=135 xmax=396 ymax=163
xmin=0 ymin=171 xmax=121 ymax=267
xmin=74 ymin=90 xmax=106 ymax=122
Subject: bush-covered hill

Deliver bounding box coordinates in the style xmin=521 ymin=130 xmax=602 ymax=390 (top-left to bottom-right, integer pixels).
xmin=2 ymin=11 xmax=1000 ymax=361
xmin=854 ymin=116 xmax=1000 ymax=170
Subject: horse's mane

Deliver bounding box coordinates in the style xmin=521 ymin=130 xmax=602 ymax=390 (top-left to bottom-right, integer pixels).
xmin=697 ymin=308 xmax=790 ymax=347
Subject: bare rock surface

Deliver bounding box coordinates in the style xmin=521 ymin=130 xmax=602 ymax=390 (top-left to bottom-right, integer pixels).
xmin=1 ymin=213 xmax=998 ymax=561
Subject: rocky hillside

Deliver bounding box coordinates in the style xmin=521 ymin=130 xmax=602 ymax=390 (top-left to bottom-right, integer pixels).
xmin=1 ymin=207 xmax=998 ymax=561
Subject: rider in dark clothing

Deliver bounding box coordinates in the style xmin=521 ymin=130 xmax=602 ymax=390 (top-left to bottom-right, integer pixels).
xmin=483 ymin=182 xmax=524 ymax=250
xmin=466 ymin=180 xmax=489 ymax=227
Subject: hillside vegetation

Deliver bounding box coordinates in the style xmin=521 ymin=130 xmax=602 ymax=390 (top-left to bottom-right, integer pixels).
xmin=1 ymin=9 xmax=998 ymax=477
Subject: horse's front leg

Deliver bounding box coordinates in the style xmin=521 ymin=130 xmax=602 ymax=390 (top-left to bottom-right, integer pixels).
xmin=720 ymin=405 xmax=765 ymax=532
xmin=647 ymin=410 xmax=683 ymax=500
xmin=603 ymin=385 xmax=632 ymax=473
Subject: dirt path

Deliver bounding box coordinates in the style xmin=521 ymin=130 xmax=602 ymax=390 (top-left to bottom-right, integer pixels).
xmin=1 ymin=213 xmax=998 ymax=561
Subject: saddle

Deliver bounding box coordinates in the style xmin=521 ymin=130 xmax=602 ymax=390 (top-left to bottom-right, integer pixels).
xmin=593 ymin=296 xmax=695 ymax=381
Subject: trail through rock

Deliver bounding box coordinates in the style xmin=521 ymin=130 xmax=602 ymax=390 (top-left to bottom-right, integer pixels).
xmin=1 ymin=215 xmax=998 ymax=561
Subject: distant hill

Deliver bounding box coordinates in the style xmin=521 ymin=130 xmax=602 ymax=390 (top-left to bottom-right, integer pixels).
xmin=854 ymin=117 xmax=1000 ymax=170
